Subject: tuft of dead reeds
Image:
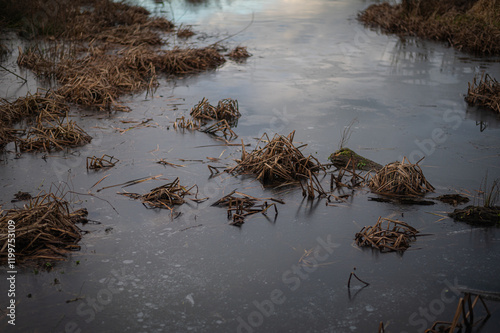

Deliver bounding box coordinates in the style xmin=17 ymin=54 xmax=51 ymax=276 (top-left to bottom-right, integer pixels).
xmin=154 ymin=46 xmax=226 ymax=75
xmin=17 ymin=117 xmax=92 ymax=152
xmin=0 ymin=192 xmax=87 ymax=264
xmin=0 ymin=90 xmax=68 ymax=125
xmin=466 ymin=73 xmax=500 ymax=113
xmin=227 ymin=131 xmax=324 ymax=186
xmin=228 ymin=46 xmax=251 ymax=61
xmin=212 ymin=190 xmax=281 ymax=226
xmin=190 ymin=97 xmax=241 ymax=122
xmin=369 ymin=157 xmax=434 ymax=196
xmin=354 ymin=216 xmax=419 ymax=253
xmin=119 ymin=178 xmax=202 ymax=210
xmin=177 ymin=25 xmax=195 ymax=38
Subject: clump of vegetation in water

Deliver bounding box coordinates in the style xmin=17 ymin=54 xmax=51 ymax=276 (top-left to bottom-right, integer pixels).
xmin=449 ymin=175 xmax=500 ymax=225
xmin=359 ymin=0 xmax=500 ymax=55
xmin=466 ymin=73 xmax=500 ymax=114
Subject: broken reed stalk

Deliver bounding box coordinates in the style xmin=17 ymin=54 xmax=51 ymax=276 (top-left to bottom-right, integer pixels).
xmin=86 ymin=155 xmax=119 ymax=170
xmin=355 ymin=216 xmax=419 ymax=253
xmin=227 ymin=131 xmax=325 ymax=188
xmin=347 ymin=270 xmax=370 ymax=289
xmin=465 ymin=73 xmax=500 ymax=113
xmin=0 ymin=192 xmax=87 ymax=264
xmin=369 ymin=157 xmax=434 ymax=196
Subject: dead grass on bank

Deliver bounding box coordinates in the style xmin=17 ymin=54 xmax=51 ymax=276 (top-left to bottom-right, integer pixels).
xmin=227 ymin=131 xmax=325 ymax=187
xmin=0 ymin=192 xmax=87 ymax=264
xmin=354 ymin=216 xmax=419 ymax=253
xmin=359 ymin=0 xmax=500 ymax=55
xmin=369 ymin=157 xmax=434 ymax=196
xmin=466 ymin=73 xmax=500 ymax=113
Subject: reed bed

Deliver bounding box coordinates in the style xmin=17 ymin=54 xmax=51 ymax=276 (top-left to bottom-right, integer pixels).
xmin=227 ymin=131 xmax=324 ymax=186
xmin=212 ymin=190 xmax=281 ymax=226
xmin=359 ymin=0 xmax=500 ymax=55
xmin=18 ymin=117 xmax=92 ymax=152
xmin=354 ymin=216 xmax=419 ymax=253
xmin=369 ymin=157 xmax=434 ymax=196
xmin=86 ymin=155 xmax=119 ymax=170
xmin=0 ymin=192 xmax=87 ymax=264
xmin=466 ymin=73 xmax=500 ymax=113
xmin=119 ymin=178 xmax=198 ymax=210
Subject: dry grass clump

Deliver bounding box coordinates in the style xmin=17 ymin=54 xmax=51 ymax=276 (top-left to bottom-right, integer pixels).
xmin=359 ymin=0 xmax=500 ymax=55
xmin=177 ymin=25 xmax=195 ymax=38
xmin=18 ymin=117 xmax=92 ymax=152
xmin=465 ymin=73 xmax=500 ymax=113
xmin=154 ymin=46 xmax=226 ymax=75
xmin=228 ymin=46 xmax=251 ymax=61
xmin=0 ymin=192 xmax=87 ymax=264
xmin=227 ymin=131 xmax=324 ymax=186
xmin=369 ymin=157 xmax=434 ymax=196
xmin=190 ymin=97 xmax=217 ymax=120
xmin=119 ymin=178 xmax=199 ymax=210
xmin=0 ymin=90 xmax=68 ymax=125
xmin=354 ymin=216 xmax=419 ymax=253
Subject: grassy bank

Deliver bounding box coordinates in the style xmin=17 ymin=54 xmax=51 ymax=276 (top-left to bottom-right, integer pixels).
xmin=359 ymin=0 xmax=500 ymax=55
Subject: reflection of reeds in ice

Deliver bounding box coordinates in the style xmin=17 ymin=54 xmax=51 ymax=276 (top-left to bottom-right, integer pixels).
xmin=466 ymin=73 xmax=500 ymax=114
xmin=0 ymin=192 xmax=87 ymax=264
xmin=354 ymin=216 xmax=418 ymax=253
xmin=369 ymin=157 xmax=434 ymax=196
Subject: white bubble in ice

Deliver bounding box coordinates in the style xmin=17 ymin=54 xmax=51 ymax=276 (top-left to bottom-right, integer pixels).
xmin=123 ymin=259 xmax=134 ymax=264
